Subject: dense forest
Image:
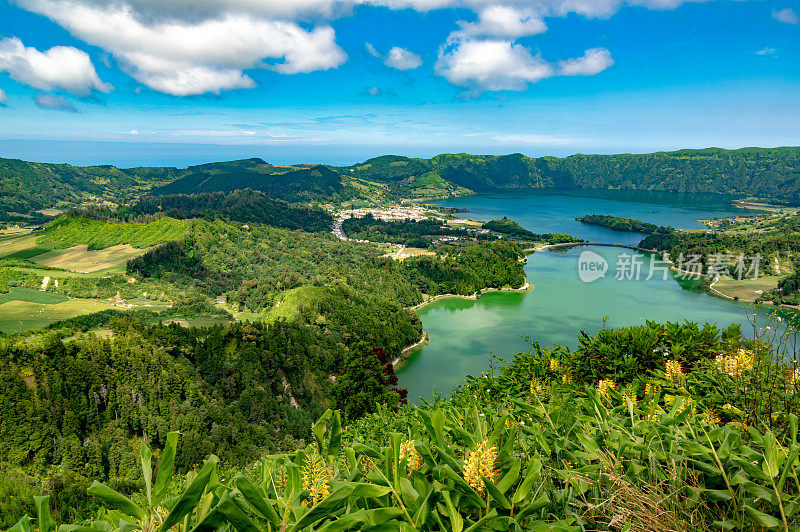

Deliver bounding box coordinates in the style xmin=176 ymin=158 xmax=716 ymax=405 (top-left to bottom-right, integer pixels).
xmin=0 ymin=311 xmax=411 ymax=522
xmin=576 ymin=214 xmax=674 ymax=234
xmin=640 ymin=214 xmax=800 ymax=276
xmin=344 ymin=147 xmax=800 ymax=201
xmin=5 ymin=147 xmax=800 ymax=219
xmin=9 ymin=318 xmax=800 ymax=530
xmin=341 ymin=214 xmax=481 ymax=247
xmin=74 ymin=189 xmax=333 ymax=233
xmin=483 ymin=217 xmax=579 ymax=244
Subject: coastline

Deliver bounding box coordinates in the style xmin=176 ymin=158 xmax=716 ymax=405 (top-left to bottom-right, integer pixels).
xmin=393 ymin=331 xmax=430 ymax=369
xmin=407 ymin=279 xmax=533 ymax=312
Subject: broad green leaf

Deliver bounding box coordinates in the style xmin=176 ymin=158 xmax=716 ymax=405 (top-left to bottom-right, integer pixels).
xmin=189 ymin=509 xmax=226 ymax=532
xmin=328 ymin=410 xmax=343 ymax=458
xmin=496 ymin=459 xmax=521 ymax=494
xmin=87 ymin=483 xmax=146 ymax=520
xmin=442 ymin=491 xmax=464 ymax=532
xmin=9 ymin=515 xmax=31 ymax=532
xmin=762 ymin=431 xmax=780 ymax=478
xmin=289 ymin=485 xmax=355 ymax=532
xmin=159 ymin=455 xmax=219 ymax=532
xmin=513 ymin=459 xmax=542 ymax=505
xmin=482 ymin=476 xmax=511 ymax=510
xmin=234 ymin=475 xmax=281 ymax=526
xmin=153 ymin=432 xmax=179 ymax=506
xmin=316 ymin=511 xmax=368 ymax=531
xmin=33 ymin=496 xmax=55 ymax=532
xmin=215 ymin=492 xmax=263 ymax=532
xmin=463 ymin=509 xmax=498 ymax=532
xmin=312 ymin=409 xmax=334 ymax=453
xmin=140 ymin=441 xmax=153 ymax=507
xmin=743 ymin=505 xmax=782 ymax=528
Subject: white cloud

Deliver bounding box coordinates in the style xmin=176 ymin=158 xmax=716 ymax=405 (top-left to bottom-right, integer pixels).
xmin=384 ymin=47 xmax=422 ymax=70
xmin=558 ymin=47 xmax=614 ymax=76
xmin=0 ymin=37 xmax=111 ymax=96
xmin=436 ymin=39 xmax=553 ymax=91
xmin=755 ymin=47 xmax=777 ymax=56
xmin=17 ymin=0 xmax=347 ymax=96
xmin=457 ymin=6 xmax=547 ymax=38
xmin=365 ymin=42 xmax=381 ymax=57
xmin=773 ymin=8 xmax=799 ymax=24
xmin=34 ymin=93 xmax=78 ymax=111
xmin=13 ymin=0 xmax=706 ymax=96
xmin=368 ymin=86 xmax=381 ymax=95
xmin=0 ymin=88 xmax=6 ymax=104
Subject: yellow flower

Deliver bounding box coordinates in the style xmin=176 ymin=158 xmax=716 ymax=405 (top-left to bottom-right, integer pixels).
xmin=549 ymin=358 xmax=560 ymax=372
xmin=462 ymin=439 xmax=498 ymax=495
xmin=789 ymin=368 xmax=800 ymax=388
xmin=596 ymin=379 xmax=616 ymax=403
xmin=703 ymin=408 xmax=720 ymax=425
xmin=622 ymin=384 xmax=638 ymax=407
xmin=399 ymin=439 xmax=421 ymax=473
xmin=529 ymin=378 xmax=543 ymax=395
xmin=715 ymin=350 xmax=755 ymax=376
xmin=665 ymin=360 xmax=685 ymax=386
xmin=561 ymin=373 xmax=573 ymax=385
xmin=302 ymin=451 xmax=331 ymax=507
xmin=644 ymin=382 xmax=661 ymax=396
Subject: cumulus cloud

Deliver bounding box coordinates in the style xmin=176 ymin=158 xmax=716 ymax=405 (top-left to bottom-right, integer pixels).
xmin=34 ymin=93 xmax=78 ymax=112
xmin=773 ymin=8 xmax=799 ymax=24
xmin=12 ymin=0 xmax=703 ymax=96
xmin=0 ymin=88 xmax=6 ymax=104
xmin=558 ymin=47 xmax=614 ymax=75
xmin=437 ymin=38 xmax=613 ymax=92
xmin=436 ymin=39 xmax=553 ymax=91
xmin=457 ymin=5 xmax=547 ymax=38
xmin=0 ymin=37 xmax=111 ymax=96
xmin=384 ymin=47 xmax=422 ymax=70
xmin=17 ymin=0 xmax=347 ymax=96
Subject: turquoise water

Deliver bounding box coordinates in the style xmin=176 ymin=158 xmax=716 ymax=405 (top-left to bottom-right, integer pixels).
xmin=397 ymin=190 xmax=772 ymax=401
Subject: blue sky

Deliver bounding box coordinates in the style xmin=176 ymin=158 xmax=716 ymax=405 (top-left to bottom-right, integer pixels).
xmin=0 ymin=0 xmax=798 ymax=167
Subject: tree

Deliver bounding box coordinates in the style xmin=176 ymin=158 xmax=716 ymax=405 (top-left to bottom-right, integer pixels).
xmin=332 ymin=344 xmax=402 ymax=422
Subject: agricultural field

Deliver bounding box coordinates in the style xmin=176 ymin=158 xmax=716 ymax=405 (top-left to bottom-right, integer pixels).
xmin=713 ymin=275 xmax=781 ymax=302
xmin=31 ymin=244 xmax=149 ymax=273
xmin=0 ymin=294 xmax=118 ymax=334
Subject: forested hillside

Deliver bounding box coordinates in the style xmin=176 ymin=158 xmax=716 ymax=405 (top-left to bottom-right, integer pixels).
xmin=148 ymin=160 xmax=350 ymax=203
xmin=76 ymin=189 xmax=333 ymax=233
xmin=5 ymin=147 xmax=800 ymax=219
xmin=344 ymin=147 xmax=800 ymax=201
xmin=0 ymin=158 xmax=178 ymax=218
xmin=0 ymin=212 xmax=528 ymax=522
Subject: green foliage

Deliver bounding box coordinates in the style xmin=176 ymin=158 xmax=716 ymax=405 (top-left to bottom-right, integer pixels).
xmin=40 ymin=215 xmax=194 ymax=251
xmin=76 ymin=189 xmax=333 ymax=233
xmin=149 ymin=160 xmax=349 ymax=203
xmin=483 ymin=217 xmax=581 ymax=244
xmin=576 ymin=214 xmax=674 ymax=234
xmin=333 ymin=345 xmax=403 ymax=422
xmin=0 ymin=157 xmax=178 ymax=216
xmin=345 ymin=147 xmax=800 ymax=201
xmin=342 ymin=214 xmax=484 ymax=247
xmin=641 ymin=214 xmax=800 ymax=276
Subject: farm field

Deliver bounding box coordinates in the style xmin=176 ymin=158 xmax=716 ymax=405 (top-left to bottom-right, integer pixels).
xmin=31 ymin=244 xmax=149 ymax=273
xmin=0 ymin=296 xmax=119 ymax=334
xmin=714 ymin=275 xmax=781 ymax=302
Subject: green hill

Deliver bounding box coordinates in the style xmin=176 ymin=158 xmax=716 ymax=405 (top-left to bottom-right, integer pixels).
xmin=342 ymin=147 xmax=800 ymax=201
xmin=0 ymin=158 xmax=178 ymax=219
xmin=148 ymin=160 xmax=348 ymax=203
xmin=4 ymin=147 xmax=800 ymax=219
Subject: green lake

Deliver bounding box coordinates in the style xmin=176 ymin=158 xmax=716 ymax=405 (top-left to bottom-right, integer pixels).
xmin=397 ymin=190 xmax=783 ymax=401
